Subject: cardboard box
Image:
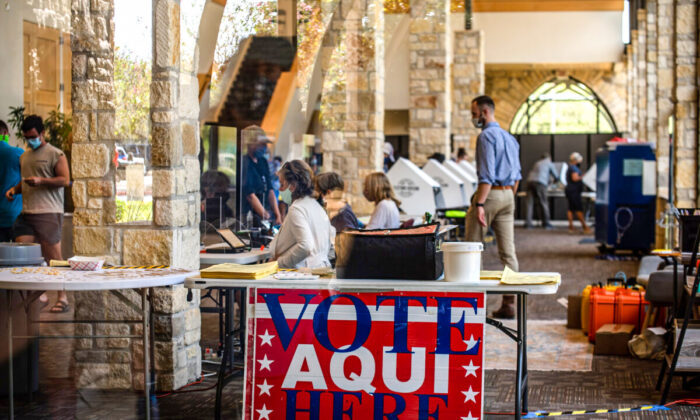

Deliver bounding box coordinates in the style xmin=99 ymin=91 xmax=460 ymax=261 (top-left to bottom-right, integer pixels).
xmin=567 ymin=295 xmax=582 ymax=329
xmin=594 ymin=324 xmax=635 ymax=355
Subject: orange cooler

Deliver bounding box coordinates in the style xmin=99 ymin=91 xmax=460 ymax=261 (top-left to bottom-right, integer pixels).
xmin=589 ymin=288 xmax=616 ymax=343
xmin=581 ymin=285 xmax=593 ymax=334
xmin=614 ymin=289 xmax=643 ymax=332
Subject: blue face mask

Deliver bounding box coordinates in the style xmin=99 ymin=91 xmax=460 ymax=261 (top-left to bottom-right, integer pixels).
xmin=279 ymin=188 xmax=292 ymax=205
xmin=27 ymin=137 xmax=41 ymax=150
xmin=254 ymin=147 xmax=267 ymax=160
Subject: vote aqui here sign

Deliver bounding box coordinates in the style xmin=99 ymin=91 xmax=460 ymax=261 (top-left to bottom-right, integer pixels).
xmin=243 ymin=288 xmax=485 ymax=420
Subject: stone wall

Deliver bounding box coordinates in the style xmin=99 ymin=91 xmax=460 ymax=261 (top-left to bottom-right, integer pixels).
xmin=673 ymin=0 xmax=697 ymax=208
xmin=637 ymin=10 xmax=648 ymax=142
xmin=408 ymin=0 xmax=451 ymax=164
xmin=485 ymin=64 xmax=628 ymax=133
xmin=320 ymin=0 xmax=385 ymax=215
xmin=70 ymin=0 xmax=201 ymax=391
xmin=656 ymin=0 xmax=674 ymax=200
xmin=452 ymin=30 xmax=484 ymax=159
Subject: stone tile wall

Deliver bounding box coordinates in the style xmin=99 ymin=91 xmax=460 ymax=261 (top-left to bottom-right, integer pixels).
xmin=452 ymin=30 xmax=484 ymax=159
xmin=320 ymin=0 xmax=384 ymax=215
xmin=70 ymin=0 xmax=201 ymax=391
xmin=673 ymin=0 xmax=697 ymax=208
xmin=637 ymin=10 xmax=648 ymax=142
xmin=656 ymin=0 xmax=674 ymax=200
xmin=408 ymin=0 xmax=451 ymax=164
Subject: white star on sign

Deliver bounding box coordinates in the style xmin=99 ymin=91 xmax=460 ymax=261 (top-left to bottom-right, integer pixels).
xmin=257 ymin=379 xmax=273 ymax=396
xmin=463 ymin=335 xmax=479 ymax=351
xmin=259 ymin=329 xmax=275 ymax=347
xmin=256 ymin=404 xmax=272 ymax=420
xmin=258 ymin=355 xmax=273 ymax=371
xmin=462 ymin=361 xmax=480 ymax=378
xmin=461 ymin=411 xmax=479 ymax=420
xmin=462 ymin=386 xmax=479 ymax=403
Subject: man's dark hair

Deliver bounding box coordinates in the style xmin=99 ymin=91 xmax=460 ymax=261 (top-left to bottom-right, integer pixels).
xmin=541 ymin=152 xmax=551 ymax=160
xmin=0 ymin=120 xmax=8 ymax=135
xmin=428 ymin=152 xmax=445 ymax=164
xmin=457 ymin=147 xmax=467 ymax=158
xmin=20 ymin=114 xmax=44 ymax=134
xmin=315 ymin=172 xmax=345 ymax=195
xmin=472 ymin=95 xmax=495 ymax=111
xmin=273 ymin=156 xmax=283 ymax=163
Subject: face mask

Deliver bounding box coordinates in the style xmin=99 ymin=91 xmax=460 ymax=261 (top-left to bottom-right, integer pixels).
xmin=279 ymin=188 xmax=292 ymax=205
xmin=27 ymin=137 xmax=41 ymax=150
xmin=0 ymin=134 xmax=8 ymax=143
xmin=471 ymin=117 xmax=484 ymax=129
xmin=254 ymin=147 xmax=267 ymax=160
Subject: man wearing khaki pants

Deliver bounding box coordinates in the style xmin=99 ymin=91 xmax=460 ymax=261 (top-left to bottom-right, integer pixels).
xmin=465 ymin=95 xmax=521 ymax=319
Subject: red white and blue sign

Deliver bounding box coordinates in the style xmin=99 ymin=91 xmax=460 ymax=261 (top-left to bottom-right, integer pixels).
xmin=244 ymin=288 xmax=485 ymax=420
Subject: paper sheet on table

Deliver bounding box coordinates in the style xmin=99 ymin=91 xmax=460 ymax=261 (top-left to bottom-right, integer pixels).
xmin=200 ymin=262 xmax=278 ymax=279
xmin=480 ymin=270 xmax=503 ymax=280
xmin=500 ymin=266 xmax=560 ymax=285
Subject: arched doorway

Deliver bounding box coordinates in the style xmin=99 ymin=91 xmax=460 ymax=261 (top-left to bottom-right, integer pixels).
xmin=510 ymin=77 xmax=621 ymax=220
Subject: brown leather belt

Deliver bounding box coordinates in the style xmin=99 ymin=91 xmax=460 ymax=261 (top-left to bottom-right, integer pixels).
xmin=491 ymin=185 xmax=514 ymax=190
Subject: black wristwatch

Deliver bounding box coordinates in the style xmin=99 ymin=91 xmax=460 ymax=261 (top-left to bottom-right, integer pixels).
xmin=476 ymin=203 xmax=484 ymax=207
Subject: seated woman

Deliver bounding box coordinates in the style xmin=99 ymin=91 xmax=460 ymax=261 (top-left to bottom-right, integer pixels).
xmin=270 ymin=160 xmax=333 ymax=269
xmin=315 ymin=172 xmax=362 ymax=232
xmin=363 ymin=172 xmax=401 ymax=230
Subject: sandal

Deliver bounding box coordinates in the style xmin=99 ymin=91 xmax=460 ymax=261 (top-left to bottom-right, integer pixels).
xmin=49 ymin=300 xmax=70 ymax=313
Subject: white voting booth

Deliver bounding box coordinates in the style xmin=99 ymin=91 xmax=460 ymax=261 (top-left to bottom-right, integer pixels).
xmin=387 ymin=158 xmax=444 ymax=216
xmin=459 ymin=160 xmax=479 ymax=183
xmin=444 ymin=160 xmax=477 ymax=202
xmin=422 ymin=159 xmax=467 ymax=209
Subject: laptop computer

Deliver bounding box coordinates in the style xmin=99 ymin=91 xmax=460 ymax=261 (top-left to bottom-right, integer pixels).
xmin=205 ymin=228 xmax=247 ymax=253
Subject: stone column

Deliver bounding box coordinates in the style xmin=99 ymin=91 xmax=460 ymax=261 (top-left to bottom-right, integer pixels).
xmin=70 ymin=0 xmax=202 ymax=392
xmin=646 ymin=0 xmax=658 ymax=146
xmin=673 ymin=0 xmax=697 ymax=208
xmin=409 ymin=0 xmax=451 ymax=164
xmin=452 ymin=30 xmax=484 ymax=159
xmin=320 ymin=0 xmax=384 ymax=215
xmin=627 ymin=33 xmax=639 ymax=139
xmin=636 ymin=9 xmax=647 ymax=141
xmin=656 ymin=0 xmax=674 ymax=200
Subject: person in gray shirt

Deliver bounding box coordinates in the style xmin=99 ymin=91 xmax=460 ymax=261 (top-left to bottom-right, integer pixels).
xmin=525 ymin=153 xmax=559 ymax=229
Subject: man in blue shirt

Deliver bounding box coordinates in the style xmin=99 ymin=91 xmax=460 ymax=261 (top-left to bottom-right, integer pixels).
xmin=465 ymin=95 xmax=521 ymax=319
xmin=242 ymin=132 xmax=281 ymax=227
xmin=0 ymin=120 xmax=23 ymax=241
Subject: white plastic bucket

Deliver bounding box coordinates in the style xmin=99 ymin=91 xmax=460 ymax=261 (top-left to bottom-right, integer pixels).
xmin=442 ymin=242 xmax=483 ymax=283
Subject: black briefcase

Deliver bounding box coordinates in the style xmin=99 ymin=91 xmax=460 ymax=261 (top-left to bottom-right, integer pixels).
xmin=335 ymin=223 xmax=444 ymax=280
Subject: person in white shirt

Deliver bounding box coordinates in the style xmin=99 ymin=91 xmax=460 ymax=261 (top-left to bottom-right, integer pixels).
xmin=270 ymin=160 xmax=333 ymax=269
xmin=363 ymin=172 xmax=401 ymax=230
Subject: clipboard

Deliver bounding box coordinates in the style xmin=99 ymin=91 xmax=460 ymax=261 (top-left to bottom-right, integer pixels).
xmin=213 ymin=228 xmax=247 ymax=253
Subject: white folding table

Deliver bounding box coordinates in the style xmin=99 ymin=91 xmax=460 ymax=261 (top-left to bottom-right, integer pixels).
xmin=199 ymin=249 xmax=272 ymax=267
xmin=185 ymin=275 xmax=559 ymax=420
xmin=0 ymin=267 xmax=197 ymax=420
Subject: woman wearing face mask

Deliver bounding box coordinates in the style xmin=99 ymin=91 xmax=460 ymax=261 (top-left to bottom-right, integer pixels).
xmin=315 ymin=172 xmax=362 ymax=232
xmin=565 ymin=152 xmax=591 ymax=234
xmin=269 ymin=160 xmax=333 ymax=269
xmin=363 ymin=172 xmax=401 ymax=230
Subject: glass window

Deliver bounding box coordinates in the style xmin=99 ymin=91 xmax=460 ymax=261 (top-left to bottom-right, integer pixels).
xmin=114 ymin=0 xmax=152 ymax=223
xmin=510 ymin=77 xmax=618 ymax=135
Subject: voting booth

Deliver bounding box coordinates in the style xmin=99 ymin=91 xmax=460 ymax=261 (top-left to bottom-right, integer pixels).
xmin=422 ymin=159 xmax=467 ymax=209
xmin=444 ymin=160 xmax=477 ymax=203
xmin=459 ymin=161 xmax=479 ymax=183
xmin=387 ymin=158 xmax=444 ymax=216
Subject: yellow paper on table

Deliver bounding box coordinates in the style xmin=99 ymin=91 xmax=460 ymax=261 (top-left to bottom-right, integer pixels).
xmin=200 ymin=262 xmax=279 ymax=279
xmin=480 ymin=270 xmax=503 ymax=280
xmin=499 ymin=266 xmax=560 ymax=285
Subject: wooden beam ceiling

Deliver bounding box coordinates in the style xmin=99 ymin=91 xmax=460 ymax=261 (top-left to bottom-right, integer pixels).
xmin=473 ymin=0 xmax=625 ymax=12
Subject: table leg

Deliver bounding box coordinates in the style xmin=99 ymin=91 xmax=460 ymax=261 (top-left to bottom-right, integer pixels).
xmin=225 ymin=290 xmax=234 ymax=367
xmin=515 ymin=293 xmax=523 ymax=420
xmin=141 ymin=289 xmax=151 ymax=420
xmin=214 ymin=329 xmax=230 ymax=420
xmin=522 ymin=294 xmax=529 ymax=413
xmin=7 ymin=290 xmax=14 ymax=420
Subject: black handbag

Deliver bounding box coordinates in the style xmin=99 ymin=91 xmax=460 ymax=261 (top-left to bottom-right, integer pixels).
xmin=335 ymin=223 xmax=444 ymax=280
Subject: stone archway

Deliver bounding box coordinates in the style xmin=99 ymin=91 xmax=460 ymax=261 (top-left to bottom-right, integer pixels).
xmin=485 ymin=63 xmax=628 ymax=134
